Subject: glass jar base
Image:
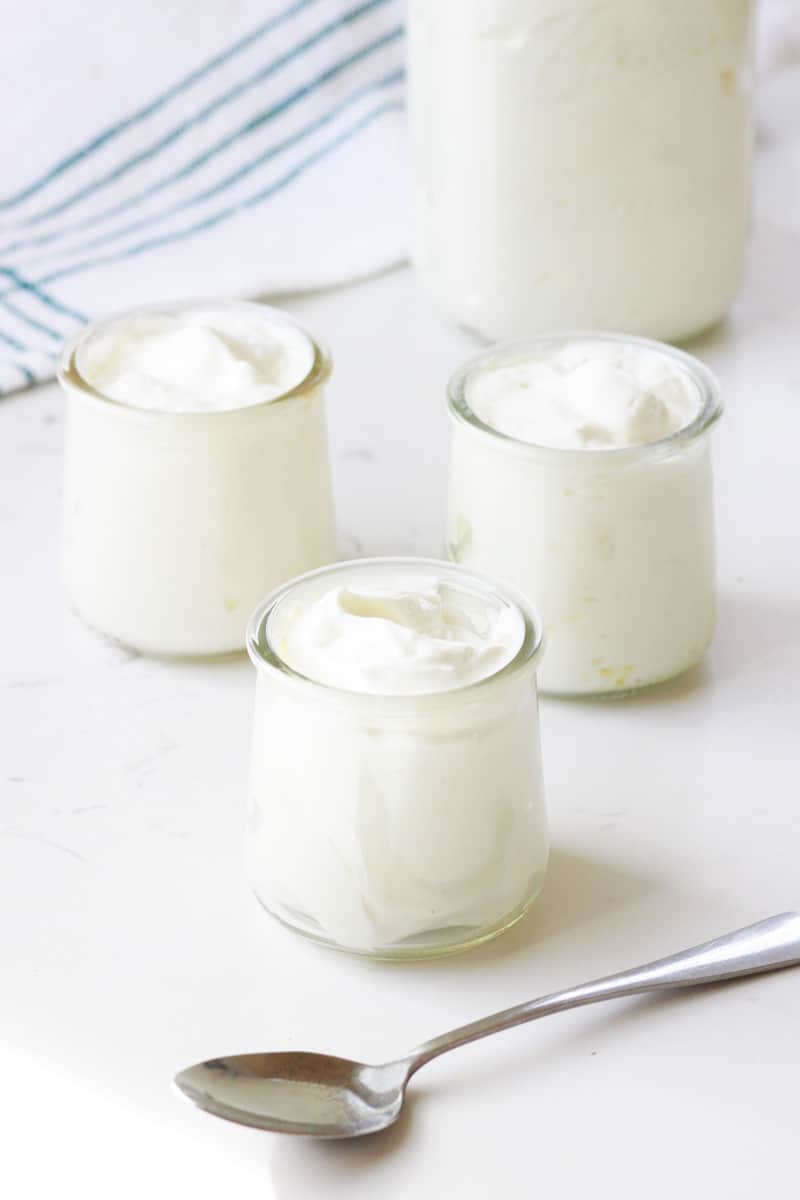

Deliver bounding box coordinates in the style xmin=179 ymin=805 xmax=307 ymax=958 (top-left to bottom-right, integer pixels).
xmin=66 ymin=593 xmax=247 ymax=660
xmin=424 ymin=268 xmax=735 ymax=349
xmin=252 ymin=872 xmax=548 ymax=961
xmin=540 ymin=653 xmax=708 ymax=700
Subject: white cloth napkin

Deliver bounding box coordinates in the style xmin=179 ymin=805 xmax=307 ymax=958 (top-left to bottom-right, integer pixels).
xmin=0 ymin=0 xmax=406 ymax=394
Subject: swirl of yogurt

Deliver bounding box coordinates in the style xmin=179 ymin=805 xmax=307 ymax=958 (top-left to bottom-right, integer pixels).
xmin=466 ymin=339 xmax=700 ymax=450
xmin=77 ymin=305 xmax=314 ymax=412
xmin=279 ymin=579 xmax=525 ymax=695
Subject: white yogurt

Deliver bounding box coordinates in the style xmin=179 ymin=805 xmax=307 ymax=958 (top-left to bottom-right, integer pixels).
xmin=409 ymin=0 xmax=754 ymax=341
xmin=280 ymin=580 xmax=523 ymax=694
xmin=246 ymin=560 xmax=548 ymax=957
xmin=447 ymin=335 xmax=722 ymax=696
xmin=59 ymin=302 xmax=336 ymax=656
xmin=467 ymin=340 xmax=700 ymax=450
xmin=77 ymin=306 xmax=314 ymax=412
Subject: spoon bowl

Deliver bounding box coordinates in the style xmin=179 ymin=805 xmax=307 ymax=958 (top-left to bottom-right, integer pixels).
xmin=174 ymin=913 xmax=800 ymax=1139
xmin=174 ymin=1052 xmax=411 ymax=1138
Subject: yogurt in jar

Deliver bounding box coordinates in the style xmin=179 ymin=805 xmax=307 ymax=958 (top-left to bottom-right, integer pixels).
xmin=246 ymin=559 xmax=548 ymax=957
xmin=447 ymin=336 xmax=722 ymax=696
xmin=409 ymin=0 xmax=754 ymax=341
xmin=77 ymin=305 xmax=314 ymax=412
xmin=59 ymin=302 xmax=336 ymax=656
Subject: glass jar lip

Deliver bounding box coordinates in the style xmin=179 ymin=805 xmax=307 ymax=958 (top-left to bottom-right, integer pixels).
xmin=57 ymin=298 xmax=331 ymax=420
xmin=247 ymin=556 xmax=545 ymax=704
xmin=447 ymin=331 xmax=723 ymax=461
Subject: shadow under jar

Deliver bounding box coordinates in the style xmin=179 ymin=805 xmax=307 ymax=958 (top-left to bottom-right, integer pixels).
xmin=58 ymin=301 xmax=336 ymax=657
xmin=246 ymin=558 xmax=549 ymax=959
xmin=409 ymin=0 xmax=754 ymax=341
xmin=446 ymin=334 xmax=723 ymax=698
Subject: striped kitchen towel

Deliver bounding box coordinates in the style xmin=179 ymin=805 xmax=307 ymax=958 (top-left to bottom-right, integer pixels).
xmin=0 ymin=0 xmax=406 ymax=394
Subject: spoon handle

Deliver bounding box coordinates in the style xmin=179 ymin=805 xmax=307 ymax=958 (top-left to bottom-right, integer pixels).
xmin=408 ymin=912 xmax=800 ymax=1073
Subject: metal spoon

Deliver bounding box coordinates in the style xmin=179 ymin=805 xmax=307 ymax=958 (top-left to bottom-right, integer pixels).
xmin=174 ymin=912 xmax=800 ymax=1139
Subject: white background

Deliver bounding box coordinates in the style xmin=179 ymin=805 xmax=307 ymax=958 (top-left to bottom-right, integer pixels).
xmin=1 ymin=64 xmax=800 ymax=1200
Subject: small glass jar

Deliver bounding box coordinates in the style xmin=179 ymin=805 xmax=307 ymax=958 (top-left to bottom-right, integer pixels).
xmin=246 ymin=558 xmax=549 ymax=959
xmin=409 ymin=0 xmax=754 ymax=341
xmin=58 ymin=301 xmax=336 ymax=656
xmin=446 ymin=335 xmax=723 ymax=697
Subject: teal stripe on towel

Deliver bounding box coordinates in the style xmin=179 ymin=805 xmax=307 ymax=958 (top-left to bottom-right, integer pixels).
xmin=15 ymin=67 xmax=403 ymax=274
xmin=1 ymin=30 xmax=402 ymax=265
xmin=0 ymin=268 xmax=87 ymax=322
xmin=2 ymin=299 xmax=62 ymax=342
xmin=36 ymin=98 xmax=403 ymax=289
xmin=6 ymin=0 xmax=392 ymax=230
xmin=0 ymin=0 xmax=322 ymax=210
xmin=0 ymin=327 xmax=28 ymax=353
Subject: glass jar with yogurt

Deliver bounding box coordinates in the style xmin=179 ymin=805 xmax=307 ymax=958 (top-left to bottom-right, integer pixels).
xmin=58 ymin=301 xmax=336 ymax=656
xmin=246 ymin=558 xmax=548 ymax=958
xmin=409 ymin=0 xmax=754 ymax=341
xmin=446 ymin=334 xmax=722 ymax=697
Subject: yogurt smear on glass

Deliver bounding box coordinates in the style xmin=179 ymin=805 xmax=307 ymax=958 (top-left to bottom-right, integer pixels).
xmin=246 ymin=559 xmax=549 ymax=958
xmin=447 ymin=335 xmax=722 ymax=696
xmin=59 ymin=301 xmax=336 ymax=656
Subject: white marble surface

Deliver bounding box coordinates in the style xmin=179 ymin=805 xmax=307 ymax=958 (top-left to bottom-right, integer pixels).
xmin=2 ymin=71 xmax=800 ymax=1200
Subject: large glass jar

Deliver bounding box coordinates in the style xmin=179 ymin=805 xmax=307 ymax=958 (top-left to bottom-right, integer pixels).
xmin=58 ymin=301 xmax=336 ymax=657
xmin=246 ymin=558 xmax=549 ymax=959
xmin=409 ymin=0 xmax=754 ymax=341
xmin=447 ymin=335 xmax=723 ymax=697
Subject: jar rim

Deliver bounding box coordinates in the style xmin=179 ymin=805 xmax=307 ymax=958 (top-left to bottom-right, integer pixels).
xmin=246 ymin=556 xmax=545 ymax=705
xmin=447 ymin=331 xmax=723 ymax=461
xmin=57 ymin=298 xmax=331 ymax=421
